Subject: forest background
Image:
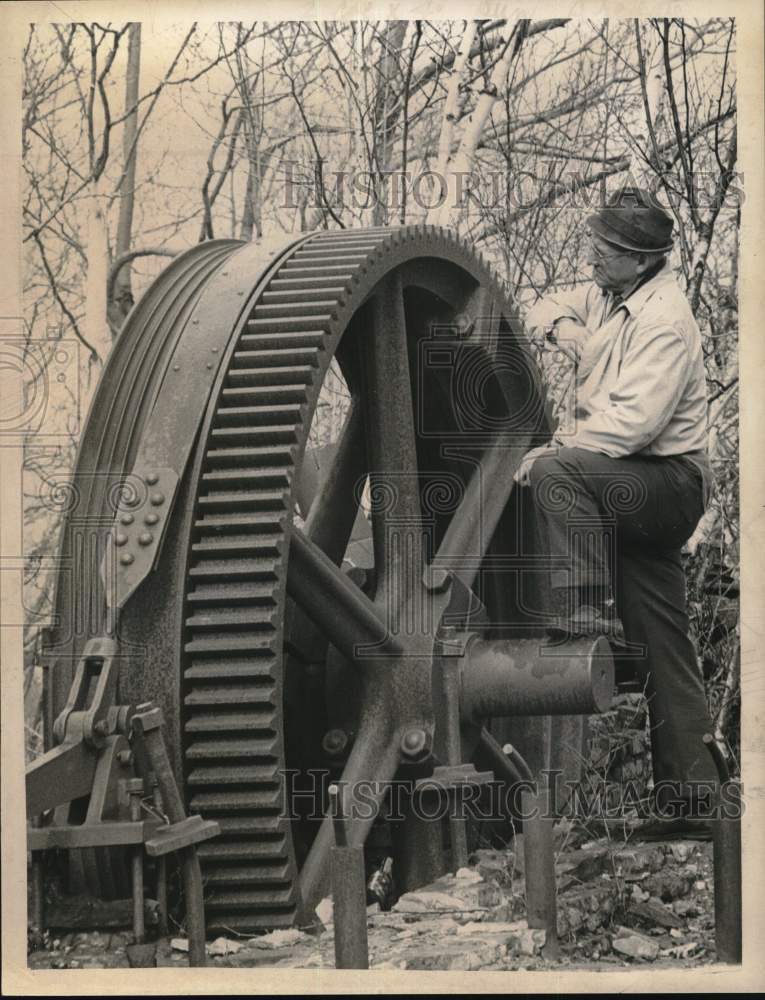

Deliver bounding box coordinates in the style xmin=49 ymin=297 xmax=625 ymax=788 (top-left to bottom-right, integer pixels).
xmin=20 ymin=16 xmax=740 ymax=768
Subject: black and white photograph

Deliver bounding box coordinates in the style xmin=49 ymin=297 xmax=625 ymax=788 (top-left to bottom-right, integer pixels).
xmin=1 ymin=2 xmax=763 ymax=993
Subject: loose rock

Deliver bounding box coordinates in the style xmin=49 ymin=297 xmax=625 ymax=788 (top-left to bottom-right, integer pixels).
xmin=662 ymin=940 xmax=702 ymax=958
xmin=642 ymin=869 xmax=694 ymax=901
xmin=410 ymin=918 xmax=459 ymax=935
xmin=628 ymin=897 xmax=683 ymax=929
xmin=612 ymin=927 xmax=660 ymax=961
xmin=457 ymin=920 xmax=524 ymax=937
xmin=404 ymin=939 xmax=506 ymax=971
xmin=252 ymin=928 xmax=307 ymax=949
xmin=669 ymin=842 xmax=696 ymax=863
xmin=455 ymin=867 xmax=483 ymax=883
xmin=393 ymin=890 xmax=466 ymax=913
xmin=315 ymin=897 xmax=333 ymax=927
xmin=612 ymin=844 xmax=667 ymax=877
xmin=208 ymin=936 xmax=242 ymax=956
xmin=517 ymin=928 xmax=546 ymax=956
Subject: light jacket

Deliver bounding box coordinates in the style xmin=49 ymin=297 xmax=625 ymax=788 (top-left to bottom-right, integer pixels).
xmin=525 ymin=262 xmax=712 ymax=492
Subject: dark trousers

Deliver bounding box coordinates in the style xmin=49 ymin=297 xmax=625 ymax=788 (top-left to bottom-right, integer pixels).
xmin=528 ymin=446 xmax=718 ymax=800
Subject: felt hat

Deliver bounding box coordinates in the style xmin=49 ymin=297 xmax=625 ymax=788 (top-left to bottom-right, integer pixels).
xmin=586 ymin=187 xmax=674 ymax=253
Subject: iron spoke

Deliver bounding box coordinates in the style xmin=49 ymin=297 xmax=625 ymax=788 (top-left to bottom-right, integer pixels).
xmin=304 ymin=401 xmax=368 ymax=565
xmin=434 ymin=435 xmax=532 ymax=590
xmin=286 ymin=526 xmax=401 ymax=662
xmin=361 ymin=270 xmax=423 ymax=598
xmin=296 ymin=721 xmax=402 ymax=921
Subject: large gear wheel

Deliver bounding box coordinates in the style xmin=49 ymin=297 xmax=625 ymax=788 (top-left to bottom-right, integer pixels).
xmin=44 ymin=225 xmax=586 ymax=934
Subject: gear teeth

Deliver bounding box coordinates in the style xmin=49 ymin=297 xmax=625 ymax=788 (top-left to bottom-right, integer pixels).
xmin=185 ymin=735 xmax=277 ymax=759
xmin=185 ymin=712 xmax=278 ymax=735
xmin=202 ymin=861 xmax=291 ymax=883
xmin=183 ymin=222 xmax=415 ymax=930
xmin=181 ymin=221 xmax=530 ymax=934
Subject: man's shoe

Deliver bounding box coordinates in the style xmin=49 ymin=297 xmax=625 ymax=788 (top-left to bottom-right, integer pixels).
xmin=627 ymin=816 xmax=712 ymax=842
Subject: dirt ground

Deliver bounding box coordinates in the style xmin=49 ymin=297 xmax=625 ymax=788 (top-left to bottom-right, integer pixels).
xmin=27 ymin=819 xmax=722 ymax=973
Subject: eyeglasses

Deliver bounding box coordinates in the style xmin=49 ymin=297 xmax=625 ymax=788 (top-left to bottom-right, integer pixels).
xmin=585 ymin=236 xmax=636 ymax=263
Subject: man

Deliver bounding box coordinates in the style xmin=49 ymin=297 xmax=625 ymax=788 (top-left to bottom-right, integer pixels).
xmin=519 ymin=187 xmax=718 ymax=836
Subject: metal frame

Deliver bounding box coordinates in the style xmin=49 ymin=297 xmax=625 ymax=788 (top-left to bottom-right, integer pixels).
xmin=27 ymin=664 xmax=220 ymax=966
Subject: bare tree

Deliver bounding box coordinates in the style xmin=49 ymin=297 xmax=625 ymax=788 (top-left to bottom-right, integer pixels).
xmin=109 ymin=22 xmax=142 ymax=329
xmin=21 ymin=16 xmax=740 ymax=760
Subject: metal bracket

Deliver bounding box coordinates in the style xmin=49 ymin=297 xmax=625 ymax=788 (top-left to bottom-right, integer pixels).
xmin=106 ymin=466 xmax=179 ymax=607
xmin=413 ymin=763 xmax=494 ymax=800
xmin=52 ymin=636 xmax=121 ymax=748
xmin=101 ymin=234 xmax=316 ymax=610
xmin=144 ymin=815 xmax=219 ymax=857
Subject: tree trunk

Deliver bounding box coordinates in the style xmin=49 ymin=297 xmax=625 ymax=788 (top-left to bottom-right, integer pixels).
xmin=85 ymin=181 xmax=110 ymax=375
xmin=428 ymin=20 xmax=477 ymax=219
xmin=240 ymin=152 xmax=263 ymax=241
xmin=236 ymin=39 xmax=263 ymax=242
xmin=371 ymin=21 xmax=407 ymax=226
xmin=111 ymin=22 xmax=141 ymax=330
xmin=432 ymin=21 xmax=528 ymax=227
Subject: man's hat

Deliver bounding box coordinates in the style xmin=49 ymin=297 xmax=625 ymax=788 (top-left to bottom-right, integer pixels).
xmin=586 ymin=187 xmax=674 ymax=253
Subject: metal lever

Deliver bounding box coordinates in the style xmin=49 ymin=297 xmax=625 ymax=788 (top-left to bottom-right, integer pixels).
xmin=131 ymin=702 xmax=213 ymax=968
xmin=704 ymin=733 xmax=741 ymax=963
xmin=329 ymin=784 xmax=369 ymax=969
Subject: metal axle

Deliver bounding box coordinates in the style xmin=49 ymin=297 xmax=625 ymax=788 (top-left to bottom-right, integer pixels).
xmin=459 ymin=633 xmax=614 ymax=720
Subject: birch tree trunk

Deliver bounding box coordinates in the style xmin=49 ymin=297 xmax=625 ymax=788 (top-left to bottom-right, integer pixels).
xmin=426 ymin=20 xmax=477 ymax=221
xmin=431 ymin=21 xmax=528 ymax=227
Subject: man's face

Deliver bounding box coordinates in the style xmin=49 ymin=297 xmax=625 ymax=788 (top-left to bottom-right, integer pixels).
xmin=585 ymin=233 xmax=642 ymax=295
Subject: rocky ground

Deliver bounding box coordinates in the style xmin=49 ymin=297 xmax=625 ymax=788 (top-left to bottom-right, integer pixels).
xmin=27 ymin=696 xmax=725 ymax=973
xmin=27 ymin=823 xmax=717 ymax=972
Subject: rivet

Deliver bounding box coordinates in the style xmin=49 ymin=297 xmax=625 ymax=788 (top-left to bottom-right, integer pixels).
xmin=206 ymin=362 xmax=213 ymax=369
xmin=400 ymin=728 xmax=430 ymax=760
xmin=403 ymin=729 xmax=426 ymax=751
xmin=322 ymin=728 xmax=349 ymax=756
xmin=211 ymin=347 xmax=218 ymax=353
xmin=150 ymin=492 xmax=165 ymax=506
xmin=145 ymin=513 xmax=159 ymax=526
xmin=120 ymin=552 xmax=135 ymax=565
xmin=146 ymin=472 xmax=159 ymax=485
xmin=192 ymin=318 xmax=200 ymax=325
xmin=173 ymin=365 xmax=180 ymax=372
xmin=115 ymin=532 xmax=128 ymax=546
xmin=120 ymin=514 xmax=134 ymax=526
xmin=138 ymin=532 xmax=153 ymax=546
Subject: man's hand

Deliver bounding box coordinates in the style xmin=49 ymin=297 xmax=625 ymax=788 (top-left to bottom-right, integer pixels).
xmin=514 ymin=443 xmax=559 ymax=487
xmin=551 ymin=318 xmax=589 ymax=363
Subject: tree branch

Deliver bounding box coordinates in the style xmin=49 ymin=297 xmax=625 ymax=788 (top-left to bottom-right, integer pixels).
xmin=32 ymin=231 xmax=99 ymax=365
xmin=107 ymin=247 xmax=178 ymax=303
